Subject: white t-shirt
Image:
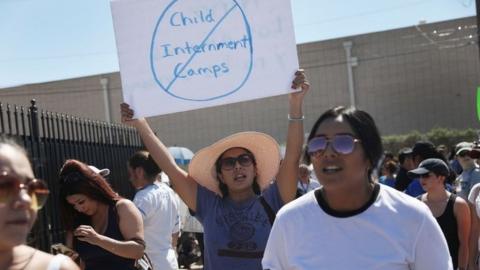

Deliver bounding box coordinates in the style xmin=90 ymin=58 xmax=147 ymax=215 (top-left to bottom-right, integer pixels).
xmin=134 ymin=182 xmax=180 ymax=270
xmin=46 ymin=254 xmax=68 ymax=270
xmin=262 ymin=184 xmax=453 ymax=270
xmin=469 ymin=183 xmax=480 ymax=218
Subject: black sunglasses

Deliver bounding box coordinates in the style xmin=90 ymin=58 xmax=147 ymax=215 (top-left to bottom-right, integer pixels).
xmin=219 ymin=154 xmax=254 ymax=171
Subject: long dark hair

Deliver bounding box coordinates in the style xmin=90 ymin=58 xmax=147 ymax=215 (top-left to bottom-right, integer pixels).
xmin=58 ymin=159 xmax=121 ymax=230
xmin=214 ymin=147 xmax=261 ymax=197
xmin=304 ymin=106 xmax=383 ymax=180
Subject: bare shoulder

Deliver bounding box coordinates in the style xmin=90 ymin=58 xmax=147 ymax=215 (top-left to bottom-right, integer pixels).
xmin=116 ymin=199 xmax=142 ymax=218
xmin=453 ymin=196 xmax=470 ymax=214
xmin=454 ymin=195 xmax=469 ymax=206
xmin=116 ymin=198 xmax=136 ymax=209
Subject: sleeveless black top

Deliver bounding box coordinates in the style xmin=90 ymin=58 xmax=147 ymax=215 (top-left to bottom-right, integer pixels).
xmin=74 ymin=204 xmax=136 ymax=270
xmin=435 ymin=194 xmax=459 ymax=269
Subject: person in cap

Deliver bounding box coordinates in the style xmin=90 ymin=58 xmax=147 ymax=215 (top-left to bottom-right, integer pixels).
xmin=262 ymin=107 xmax=452 ymax=269
xmin=296 ymin=163 xmax=321 ymax=197
xmin=455 ymin=142 xmax=480 ymax=200
xmin=0 ymin=138 xmax=79 ymax=270
xmin=127 ymin=151 xmax=180 ymax=270
xmin=409 ymin=158 xmax=470 ymax=270
xmin=405 ymin=141 xmax=451 ymax=197
xmin=58 ymin=160 xmax=145 ymax=270
xmin=394 ymin=147 xmax=415 ymax=191
xmin=121 ymin=70 xmax=309 ymax=270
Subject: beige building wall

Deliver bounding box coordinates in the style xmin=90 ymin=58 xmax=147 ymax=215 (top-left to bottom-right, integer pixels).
xmin=1 ymin=17 xmax=478 ymax=151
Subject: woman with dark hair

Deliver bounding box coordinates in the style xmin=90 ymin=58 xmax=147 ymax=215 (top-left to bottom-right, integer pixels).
xmin=127 ymin=151 xmax=180 ymax=270
xmin=0 ymin=139 xmax=79 ymax=270
xmin=58 ymin=159 xmax=144 ymax=270
xmin=121 ymin=70 xmax=309 ymax=270
xmin=262 ymin=106 xmax=453 ymax=269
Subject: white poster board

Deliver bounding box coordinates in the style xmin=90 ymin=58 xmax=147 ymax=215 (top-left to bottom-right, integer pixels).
xmin=111 ymin=0 xmax=299 ymax=117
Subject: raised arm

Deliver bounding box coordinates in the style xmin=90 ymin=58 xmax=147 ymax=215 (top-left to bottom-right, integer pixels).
xmin=454 ymin=197 xmax=471 ymax=270
xmin=276 ymin=70 xmax=310 ymax=204
xmin=121 ymin=104 xmax=198 ymax=210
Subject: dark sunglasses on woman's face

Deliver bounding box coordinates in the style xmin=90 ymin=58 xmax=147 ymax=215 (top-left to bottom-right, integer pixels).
xmin=219 ymin=154 xmax=254 ymax=170
xmin=307 ymin=134 xmax=360 ymax=156
xmin=0 ymin=171 xmax=49 ymax=210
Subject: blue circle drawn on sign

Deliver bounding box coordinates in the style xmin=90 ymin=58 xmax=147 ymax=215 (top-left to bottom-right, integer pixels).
xmin=150 ymin=0 xmax=253 ymax=102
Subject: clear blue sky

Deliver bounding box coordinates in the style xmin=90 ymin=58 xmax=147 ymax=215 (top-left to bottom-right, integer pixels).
xmin=0 ymin=0 xmax=476 ymax=88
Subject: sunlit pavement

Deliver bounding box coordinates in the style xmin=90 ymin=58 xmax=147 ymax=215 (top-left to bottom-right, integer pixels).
xmin=179 ymin=262 xmax=203 ymax=269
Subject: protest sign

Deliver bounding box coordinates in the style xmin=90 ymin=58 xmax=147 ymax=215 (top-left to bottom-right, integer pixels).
xmin=111 ymin=0 xmax=298 ymax=117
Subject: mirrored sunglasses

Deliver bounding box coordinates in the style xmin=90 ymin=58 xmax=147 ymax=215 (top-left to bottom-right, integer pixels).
xmin=219 ymin=154 xmax=254 ymax=171
xmin=307 ymin=134 xmax=360 ymax=156
xmin=0 ymin=172 xmax=49 ymax=210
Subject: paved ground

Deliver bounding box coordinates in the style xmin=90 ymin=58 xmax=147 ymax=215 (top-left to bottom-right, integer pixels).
xmin=179 ymin=262 xmax=203 ymax=269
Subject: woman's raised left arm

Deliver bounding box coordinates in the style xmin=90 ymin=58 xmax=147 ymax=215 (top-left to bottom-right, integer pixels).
xmin=276 ymin=69 xmax=310 ymax=204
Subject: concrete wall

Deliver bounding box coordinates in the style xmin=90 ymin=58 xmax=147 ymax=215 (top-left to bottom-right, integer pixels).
xmin=1 ymin=17 xmax=478 ymax=151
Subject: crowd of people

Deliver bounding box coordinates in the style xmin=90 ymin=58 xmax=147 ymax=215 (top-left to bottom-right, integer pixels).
xmin=2 ymin=69 xmax=480 ymax=270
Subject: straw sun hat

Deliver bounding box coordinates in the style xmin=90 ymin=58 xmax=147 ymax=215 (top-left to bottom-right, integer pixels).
xmin=188 ymin=131 xmax=280 ymax=196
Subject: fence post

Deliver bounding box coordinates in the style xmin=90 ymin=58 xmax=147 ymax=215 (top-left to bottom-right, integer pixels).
xmin=30 ymin=99 xmax=40 ymax=140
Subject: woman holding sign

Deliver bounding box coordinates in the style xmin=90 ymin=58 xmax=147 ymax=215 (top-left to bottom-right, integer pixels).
xmin=121 ymin=70 xmax=308 ymax=270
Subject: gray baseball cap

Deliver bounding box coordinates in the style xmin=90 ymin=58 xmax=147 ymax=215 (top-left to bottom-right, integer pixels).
xmin=407 ymin=158 xmax=449 ymax=178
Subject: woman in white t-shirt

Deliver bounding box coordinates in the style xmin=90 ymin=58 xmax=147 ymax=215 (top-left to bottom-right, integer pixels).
xmin=262 ymin=106 xmax=453 ymax=270
xmin=0 ymin=139 xmax=79 ymax=270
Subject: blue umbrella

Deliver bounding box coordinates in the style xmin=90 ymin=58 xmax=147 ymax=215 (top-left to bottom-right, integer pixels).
xmin=168 ymin=146 xmax=194 ymax=166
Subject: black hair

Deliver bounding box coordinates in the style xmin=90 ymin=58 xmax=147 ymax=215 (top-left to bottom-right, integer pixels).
xmin=304 ymin=106 xmax=383 ymax=180
xmin=128 ymin=150 xmax=162 ymax=181
xmin=214 ymin=147 xmax=260 ymax=197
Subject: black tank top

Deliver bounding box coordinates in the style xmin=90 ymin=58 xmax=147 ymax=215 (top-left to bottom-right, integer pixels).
xmin=435 ymin=194 xmax=459 ymax=269
xmin=74 ymin=204 xmax=136 ymax=270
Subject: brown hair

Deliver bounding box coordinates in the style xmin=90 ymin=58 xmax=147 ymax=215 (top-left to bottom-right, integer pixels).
xmin=58 ymin=159 xmax=121 ymax=230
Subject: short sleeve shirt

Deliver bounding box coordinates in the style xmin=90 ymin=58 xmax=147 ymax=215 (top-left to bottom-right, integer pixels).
xmin=195 ymin=182 xmax=283 ymax=270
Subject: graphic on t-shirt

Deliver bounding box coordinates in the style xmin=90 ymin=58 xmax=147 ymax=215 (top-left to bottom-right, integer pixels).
xmin=216 ymin=207 xmax=270 ymax=258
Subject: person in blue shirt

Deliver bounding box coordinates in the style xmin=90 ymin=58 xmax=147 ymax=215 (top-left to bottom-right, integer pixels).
xmin=121 ymin=70 xmax=309 ymax=270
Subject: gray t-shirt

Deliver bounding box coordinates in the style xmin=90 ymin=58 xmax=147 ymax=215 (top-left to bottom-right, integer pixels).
xmin=195 ymin=182 xmax=283 ymax=270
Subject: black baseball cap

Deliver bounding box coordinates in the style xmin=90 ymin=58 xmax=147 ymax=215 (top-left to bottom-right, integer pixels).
xmin=398 ymin=147 xmax=413 ymax=156
xmin=407 ymin=158 xmax=450 ymax=178
xmin=411 ymin=141 xmax=436 ymax=158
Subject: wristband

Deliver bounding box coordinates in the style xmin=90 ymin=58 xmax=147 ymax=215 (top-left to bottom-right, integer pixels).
xmin=288 ymin=114 xmax=304 ymax=121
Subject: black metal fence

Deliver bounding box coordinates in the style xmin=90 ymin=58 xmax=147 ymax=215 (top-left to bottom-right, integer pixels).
xmin=0 ymin=99 xmax=143 ymax=251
